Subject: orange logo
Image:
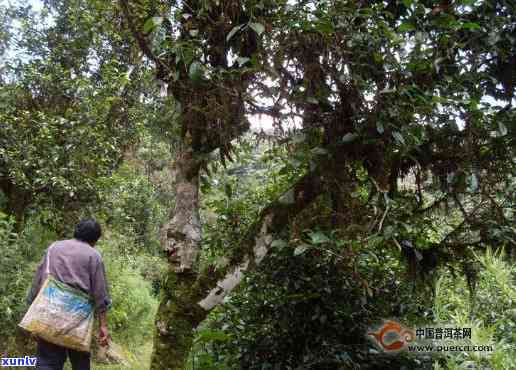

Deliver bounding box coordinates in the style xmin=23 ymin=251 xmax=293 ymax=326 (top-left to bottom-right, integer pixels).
xmin=367 ymin=320 xmax=415 ymax=352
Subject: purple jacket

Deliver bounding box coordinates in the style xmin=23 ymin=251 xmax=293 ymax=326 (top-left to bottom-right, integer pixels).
xmin=27 ymin=239 xmax=112 ymax=313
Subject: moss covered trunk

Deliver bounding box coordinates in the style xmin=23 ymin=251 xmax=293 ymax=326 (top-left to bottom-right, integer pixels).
xmin=151 ymin=269 xmax=208 ymax=369
xmin=150 ymin=165 xmax=324 ymax=369
xmin=151 ymin=147 xmax=203 ymax=370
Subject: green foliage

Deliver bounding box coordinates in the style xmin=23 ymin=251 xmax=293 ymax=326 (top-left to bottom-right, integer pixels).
xmin=96 ymin=131 xmax=175 ymax=254
xmin=0 ymin=213 xmax=58 ymax=353
xmin=200 ymin=136 xmax=293 ymax=264
xmin=0 ymin=0 xmax=148 ymax=228
xmin=98 ymin=236 xmax=159 ymax=345
xmin=194 ymin=224 xmax=433 ymax=369
xmin=434 ymin=248 xmax=516 ymax=369
xmin=0 ymin=213 xmax=30 ymax=351
xmin=100 ymin=167 xmax=162 ymax=252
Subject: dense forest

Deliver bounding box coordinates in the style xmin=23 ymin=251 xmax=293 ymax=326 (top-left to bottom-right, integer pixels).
xmin=0 ymin=0 xmax=514 ymax=369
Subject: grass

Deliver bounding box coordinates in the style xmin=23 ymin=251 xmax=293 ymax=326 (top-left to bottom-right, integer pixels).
xmin=60 ymin=341 xmax=153 ymax=370
xmin=92 ymin=340 xmax=154 ymax=370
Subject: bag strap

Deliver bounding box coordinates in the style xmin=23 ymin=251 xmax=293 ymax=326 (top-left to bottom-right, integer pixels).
xmin=45 ymin=243 xmax=56 ymax=275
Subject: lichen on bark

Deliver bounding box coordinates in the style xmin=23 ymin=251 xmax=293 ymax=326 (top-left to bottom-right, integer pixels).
xmin=150 ymin=164 xmax=324 ymax=368
xmin=150 ymin=268 xmax=207 ymax=370
xmin=160 ymin=148 xmax=202 ymax=272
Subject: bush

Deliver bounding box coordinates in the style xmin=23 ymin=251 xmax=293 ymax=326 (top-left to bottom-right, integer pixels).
xmin=195 ymin=233 xmax=430 ymax=369
xmin=98 ymin=160 xmax=173 ymax=255
xmin=433 ymin=247 xmax=516 ymax=369
xmin=96 ymin=234 xmax=160 ymax=346
xmin=0 ymin=213 xmax=58 ymax=355
xmin=0 ymin=213 xmax=28 ymax=353
xmin=0 ymin=215 xmax=160 ymax=356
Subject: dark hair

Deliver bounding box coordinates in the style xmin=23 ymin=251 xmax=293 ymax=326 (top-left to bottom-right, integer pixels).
xmin=74 ymin=219 xmax=102 ymax=244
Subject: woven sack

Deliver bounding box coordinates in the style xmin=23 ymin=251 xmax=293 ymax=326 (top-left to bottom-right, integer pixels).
xmin=19 ymin=245 xmax=94 ymax=352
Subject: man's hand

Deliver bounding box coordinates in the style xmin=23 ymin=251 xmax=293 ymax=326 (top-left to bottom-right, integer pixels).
xmin=98 ymin=324 xmax=110 ymax=347
xmin=98 ymin=311 xmax=110 ymax=347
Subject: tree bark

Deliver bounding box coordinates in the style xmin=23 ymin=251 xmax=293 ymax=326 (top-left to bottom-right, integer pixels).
xmin=151 ymin=269 xmax=207 ymax=369
xmin=150 ymin=169 xmax=323 ymax=369
xmin=0 ymin=178 xmax=31 ymax=232
xmin=151 ymin=146 xmax=204 ymax=369
xmin=160 ymin=148 xmax=202 ymax=273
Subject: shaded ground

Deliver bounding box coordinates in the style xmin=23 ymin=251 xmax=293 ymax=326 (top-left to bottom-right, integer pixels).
xmin=60 ymin=341 xmax=153 ymax=370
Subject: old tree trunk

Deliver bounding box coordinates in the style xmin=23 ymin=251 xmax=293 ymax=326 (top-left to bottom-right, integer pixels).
xmin=151 ymin=147 xmax=204 ymax=368
xmin=152 ymin=158 xmax=323 ymax=368
xmin=119 ymin=0 xmax=516 ymax=368
xmin=117 ymin=1 xmax=280 ymax=367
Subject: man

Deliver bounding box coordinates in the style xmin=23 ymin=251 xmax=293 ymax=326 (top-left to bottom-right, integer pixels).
xmin=27 ymin=219 xmax=111 ymax=370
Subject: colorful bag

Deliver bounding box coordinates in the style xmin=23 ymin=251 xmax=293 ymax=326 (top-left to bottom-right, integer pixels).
xmin=19 ymin=245 xmax=95 ymax=352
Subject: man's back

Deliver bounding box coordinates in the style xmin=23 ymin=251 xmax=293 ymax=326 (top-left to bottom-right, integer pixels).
xmin=27 ymin=239 xmax=111 ymax=314
xmin=27 ymin=219 xmax=111 ymax=370
xmin=47 ymin=239 xmax=103 ymax=296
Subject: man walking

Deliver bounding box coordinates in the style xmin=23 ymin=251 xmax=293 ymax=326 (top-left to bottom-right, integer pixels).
xmin=27 ymin=219 xmax=111 ymax=370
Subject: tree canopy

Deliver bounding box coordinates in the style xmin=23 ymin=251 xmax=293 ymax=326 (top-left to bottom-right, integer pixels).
xmin=0 ymin=0 xmax=147 ymax=230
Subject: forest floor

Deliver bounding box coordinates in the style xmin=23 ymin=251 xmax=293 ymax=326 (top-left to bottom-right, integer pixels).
xmin=93 ymin=341 xmax=153 ymax=370
xmin=60 ymin=341 xmax=153 ymax=370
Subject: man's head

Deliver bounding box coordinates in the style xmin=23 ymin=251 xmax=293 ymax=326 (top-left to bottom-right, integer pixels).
xmin=74 ymin=219 xmax=102 ymax=246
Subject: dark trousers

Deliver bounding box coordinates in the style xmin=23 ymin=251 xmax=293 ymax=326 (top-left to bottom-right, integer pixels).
xmin=36 ymin=339 xmax=90 ymax=370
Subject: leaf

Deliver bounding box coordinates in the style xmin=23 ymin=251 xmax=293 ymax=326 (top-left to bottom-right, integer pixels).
xmin=292 ymin=133 xmax=306 ymax=144
xmin=488 ymin=31 xmax=500 ymax=46
xmin=249 ymin=22 xmax=265 ymax=35
xmin=392 ymin=131 xmax=405 ymax=145
xmin=236 ymin=56 xmax=250 ymax=67
xmin=143 ymin=16 xmax=163 ymax=33
xmin=307 ymin=97 xmax=318 ymax=104
xmin=383 ymin=225 xmax=394 ymax=238
xmin=461 ymin=22 xmax=481 ymax=30
xmin=291 ymin=158 xmax=302 ymax=168
xmin=195 ymin=329 xmax=231 ymax=343
xmin=402 ymin=0 xmax=413 ymax=8
xmin=311 ymin=147 xmax=328 ymax=156
xmin=376 ymin=122 xmax=384 ymax=134
xmin=188 ymin=61 xmax=203 ymax=82
xmin=271 ymin=239 xmax=287 ymax=249
xmin=498 ymin=122 xmax=508 ymax=137
xmin=341 ymin=133 xmax=359 ymax=143
xmin=380 ymin=87 xmax=396 ymax=94
xmin=315 ymin=21 xmax=333 ymax=34
xmin=279 ymin=189 xmax=295 ymax=204
xmin=226 ymin=24 xmax=243 ymax=42
xmin=189 ymin=29 xmax=199 ymax=37
xmin=224 ymin=183 xmax=232 ymax=198
xmin=200 ymin=175 xmax=211 ymax=190
xmin=398 ymin=22 xmax=416 ymax=32
xmin=468 ymin=173 xmax=479 ymax=192
xmin=294 ymin=243 xmax=310 ymax=256
xmin=309 ymin=231 xmax=330 ymax=244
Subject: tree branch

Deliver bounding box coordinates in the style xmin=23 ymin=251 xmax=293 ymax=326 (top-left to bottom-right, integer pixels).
xmin=118 ymin=0 xmax=168 ymax=74
xmin=194 ymin=169 xmax=323 ymax=311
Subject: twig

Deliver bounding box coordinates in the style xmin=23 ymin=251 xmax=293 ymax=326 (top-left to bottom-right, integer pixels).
xmin=118 ymin=0 xmax=169 ymax=74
